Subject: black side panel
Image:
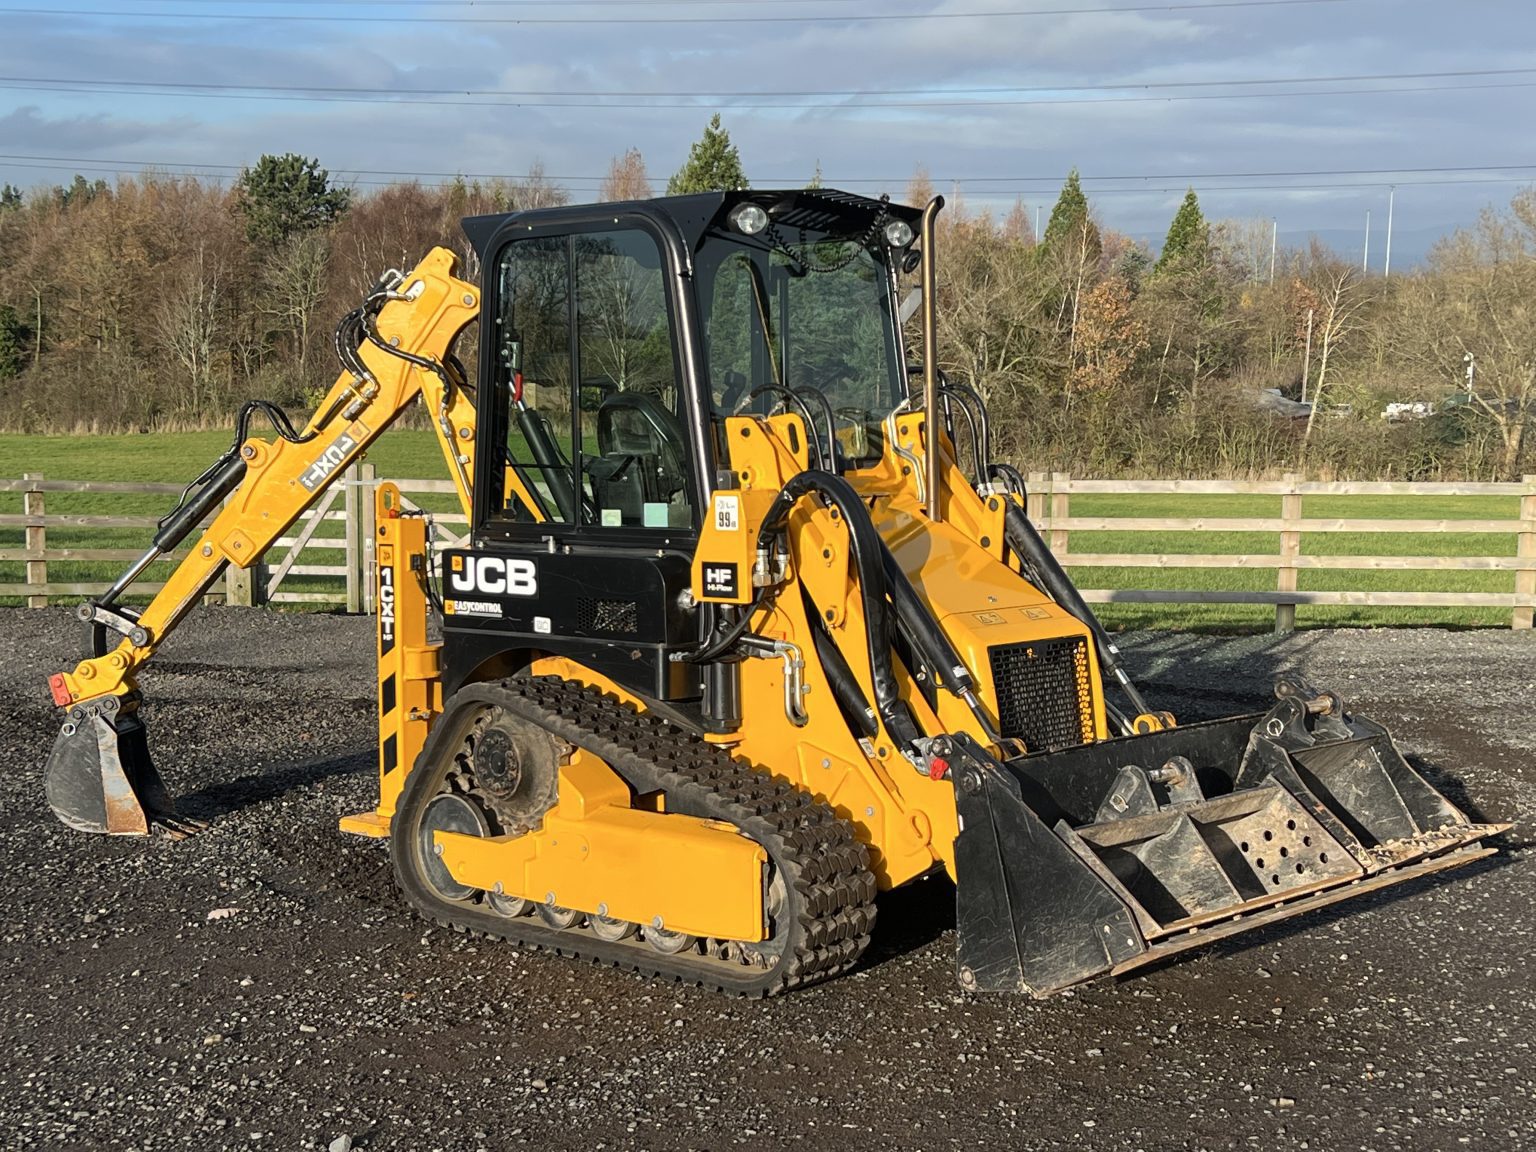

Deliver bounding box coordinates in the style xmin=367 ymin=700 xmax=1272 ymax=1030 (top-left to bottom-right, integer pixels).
xmin=439 ymin=548 xmax=698 ymax=701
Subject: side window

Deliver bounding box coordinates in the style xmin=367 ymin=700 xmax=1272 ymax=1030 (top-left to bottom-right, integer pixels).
xmin=704 ymin=251 xmax=777 ymax=414
xmin=496 ymin=236 xmax=576 ymax=523
xmin=575 ymin=230 xmax=692 ymax=529
xmin=491 ymin=227 xmax=692 ymax=532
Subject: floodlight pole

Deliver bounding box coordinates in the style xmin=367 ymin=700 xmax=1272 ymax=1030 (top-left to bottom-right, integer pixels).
xmin=1384 ymin=186 xmax=1395 ymax=278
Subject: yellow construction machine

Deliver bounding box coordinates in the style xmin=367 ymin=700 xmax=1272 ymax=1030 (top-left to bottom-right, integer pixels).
xmin=43 ymin=191 xmax=1506 ymax=996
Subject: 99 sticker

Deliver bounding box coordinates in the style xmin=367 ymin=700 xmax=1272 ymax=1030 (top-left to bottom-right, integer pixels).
xmin=713 ymin=494 xmax=741 ymax=532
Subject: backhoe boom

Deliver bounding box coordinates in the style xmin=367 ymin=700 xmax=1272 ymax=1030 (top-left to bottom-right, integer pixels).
xmin=44 ymin=248 xmax=480 ymax=834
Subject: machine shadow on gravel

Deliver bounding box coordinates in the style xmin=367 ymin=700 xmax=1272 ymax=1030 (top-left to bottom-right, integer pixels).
xmin=173 ymin=752 xmax=372 ymax=822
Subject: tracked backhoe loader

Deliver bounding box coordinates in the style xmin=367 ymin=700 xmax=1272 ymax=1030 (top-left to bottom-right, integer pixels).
xmin=43 ymin=190 xmax=1505 ymax=996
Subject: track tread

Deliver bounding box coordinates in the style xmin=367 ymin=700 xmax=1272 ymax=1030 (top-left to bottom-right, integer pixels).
xmin=391 ymin=675 xmax=878 ymax=997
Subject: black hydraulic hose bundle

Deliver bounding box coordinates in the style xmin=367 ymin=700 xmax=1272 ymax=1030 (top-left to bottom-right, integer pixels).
xmin=755 ymin=471 xmax=923 ymax=753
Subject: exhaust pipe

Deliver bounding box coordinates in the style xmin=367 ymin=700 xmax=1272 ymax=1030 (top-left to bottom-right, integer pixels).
xmin=44 ymin=694 xmax=200 ymax=837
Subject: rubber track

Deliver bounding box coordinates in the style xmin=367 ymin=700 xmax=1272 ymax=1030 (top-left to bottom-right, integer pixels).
xmin=391 ymin=676 xmax=879 ymax=996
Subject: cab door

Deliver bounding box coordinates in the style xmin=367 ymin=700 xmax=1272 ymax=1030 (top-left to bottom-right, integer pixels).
xmin=451 ymin=217 xmax=704 ymax=700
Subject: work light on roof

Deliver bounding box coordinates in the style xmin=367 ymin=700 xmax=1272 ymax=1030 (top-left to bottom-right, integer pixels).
xmin=729 ymin=203 xmax=769 ymax=235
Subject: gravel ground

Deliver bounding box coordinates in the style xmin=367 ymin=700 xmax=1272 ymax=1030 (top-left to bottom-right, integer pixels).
xmin=1 ymin=607 xmax=1531 ymax=1152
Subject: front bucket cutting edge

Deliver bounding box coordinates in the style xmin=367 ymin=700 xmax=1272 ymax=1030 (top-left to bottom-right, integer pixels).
xmin=44 ymin=694 xmax=196 ymax=836
xmin=949 ymin=688 xmax=1507 ymax=996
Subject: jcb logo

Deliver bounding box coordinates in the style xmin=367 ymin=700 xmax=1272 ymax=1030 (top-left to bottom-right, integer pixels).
xmin=450 ymin=555 xmax=538 ymax=597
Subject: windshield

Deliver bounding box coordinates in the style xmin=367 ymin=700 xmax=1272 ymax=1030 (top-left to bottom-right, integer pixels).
xmin=696 ymin=222 xmax=905 ymax=466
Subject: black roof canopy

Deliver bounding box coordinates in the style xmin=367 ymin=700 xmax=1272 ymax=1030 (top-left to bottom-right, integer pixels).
xmin=461 ymin=188 xmax=921 ymax=261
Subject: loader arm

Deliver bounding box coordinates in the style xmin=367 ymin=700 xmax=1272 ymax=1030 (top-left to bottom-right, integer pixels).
xmin=44 ymin=248 xmax=482 ymax=834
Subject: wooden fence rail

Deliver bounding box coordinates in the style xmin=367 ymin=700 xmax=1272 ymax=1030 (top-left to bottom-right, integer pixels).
xmin=4 ymin=471 xmax=1534 ymax=630
xmin=1027 ymin=471 xmax=1536 ymax=630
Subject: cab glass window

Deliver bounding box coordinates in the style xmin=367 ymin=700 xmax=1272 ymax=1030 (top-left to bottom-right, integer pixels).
xmin=489 ymin=228 xmax=692 ymax=531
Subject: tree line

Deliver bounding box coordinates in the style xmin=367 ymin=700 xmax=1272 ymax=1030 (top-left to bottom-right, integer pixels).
xmin=0 ymin=115 xmax=1530 ymax=479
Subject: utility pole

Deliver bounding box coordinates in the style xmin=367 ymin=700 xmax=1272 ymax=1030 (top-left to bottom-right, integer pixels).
xmin=1362 ymin=209 xmax=1370 ymax=273
xmin=1034 ymin=204 xmax=1042 ymax=243
xmin=1384 ymin=186 xmax=1395 ymax=278
xmin=1269 ymin=218 xmax=1277 ymax=285
xmin=1301 ymin=308 xmax=1315 ymax=404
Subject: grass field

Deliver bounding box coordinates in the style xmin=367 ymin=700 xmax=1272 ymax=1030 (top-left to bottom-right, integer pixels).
xmin=1 ymin=431 xmax=1527 ymax=630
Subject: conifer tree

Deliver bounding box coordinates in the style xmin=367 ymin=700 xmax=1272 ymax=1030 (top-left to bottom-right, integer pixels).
xmin=235 ymin=154 xmax=352 ymax=250
xmin=666 ymin=114 xmax=748 ymax=195
xmin=1041 ymin=169 xmax=1100 ymax=261
xmin=1156 ymin=188 xmax=1209 ymax=273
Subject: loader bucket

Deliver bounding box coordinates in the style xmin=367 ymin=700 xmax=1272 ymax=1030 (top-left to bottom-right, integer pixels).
xmin=948 ymin=682 xmax=1507 ymax=996
xmin=44 ymin=694 xmax=194 ymax=836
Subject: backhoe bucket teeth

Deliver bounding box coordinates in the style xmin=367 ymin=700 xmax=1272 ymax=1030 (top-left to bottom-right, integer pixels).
xmin=44 ymin=695 xmax=191 ymax=836
xmin=949 ymin=688 xmax=1506 ymax=997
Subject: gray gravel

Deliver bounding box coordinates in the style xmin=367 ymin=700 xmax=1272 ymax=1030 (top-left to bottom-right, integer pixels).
xmin=1 ymin=607 xmax=1531 ymax=1151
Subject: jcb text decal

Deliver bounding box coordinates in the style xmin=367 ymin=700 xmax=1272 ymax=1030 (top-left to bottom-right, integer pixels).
xmin=449 ymin=555 xmax=538 ymax=597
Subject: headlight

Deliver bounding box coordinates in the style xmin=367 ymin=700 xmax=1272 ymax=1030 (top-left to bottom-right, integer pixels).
xmin=729 ymin=203 xmax=770 ymax=235
xmin=884 ymin=219 xmax=914 ymax=248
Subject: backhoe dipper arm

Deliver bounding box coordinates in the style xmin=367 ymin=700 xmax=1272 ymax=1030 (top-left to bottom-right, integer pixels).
xmin=48 ymin=248 xmax=480 ymax=709
xmin=43 ymin=248 xmax=479 ymax=836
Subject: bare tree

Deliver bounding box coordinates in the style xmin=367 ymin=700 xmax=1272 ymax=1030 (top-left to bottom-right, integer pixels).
xmin=1302 ymin=263 xmax=1367 ymax=448
xmin=1397 ymin=190 xmax=1536 ymax=477
xmin=600 ymin=148 xmax=653 ymax=202
xmin=155 ymin=243 xmax=223 ymax=412
xmin=261 ymin=231 xmax=331 ymax=389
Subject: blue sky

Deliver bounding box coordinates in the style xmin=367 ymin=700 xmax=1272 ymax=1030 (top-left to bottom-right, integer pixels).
xmin=1 ymin=0 xmax=1533 ymax=260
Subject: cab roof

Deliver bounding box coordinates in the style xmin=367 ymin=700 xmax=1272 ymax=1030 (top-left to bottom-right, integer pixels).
xmin=461 ymin=188 xmax=921 ymax=260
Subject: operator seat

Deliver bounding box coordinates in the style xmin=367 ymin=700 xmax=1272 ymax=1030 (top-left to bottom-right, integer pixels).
xmin=590 ymin=392 xmax=688 ymax=523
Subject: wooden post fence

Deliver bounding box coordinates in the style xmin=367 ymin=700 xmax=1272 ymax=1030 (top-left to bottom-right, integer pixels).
xmin=23 ymin=472 xmax=45 ymax=609
xmin=7 ymin=473 xmax=1535 ymax=626
xmin=1516 ymin=474 xmax=1536 ymax=630
xmin=1276 ymin=472 xmax=1302 ymax=634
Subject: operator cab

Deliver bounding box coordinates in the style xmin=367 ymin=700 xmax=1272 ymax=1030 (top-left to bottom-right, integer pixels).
xmin=446 ymin=190 xmax=922 ymax=703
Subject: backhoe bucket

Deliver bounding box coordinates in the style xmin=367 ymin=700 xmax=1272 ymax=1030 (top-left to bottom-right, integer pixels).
xmin=44 ymin=695 xmax=191 ymax=836
xmin=949 ymin=681 xmax=1506 ymax=996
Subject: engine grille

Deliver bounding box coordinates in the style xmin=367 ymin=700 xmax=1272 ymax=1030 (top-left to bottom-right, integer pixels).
xmin=577 ymin=597 xmax=639 ymax=635
xmin=988 ymin=636 xmax=1095 ymax=752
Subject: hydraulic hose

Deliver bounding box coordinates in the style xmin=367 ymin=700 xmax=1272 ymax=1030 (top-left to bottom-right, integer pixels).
xmin=941 ymin=381 xmax=992 ymax=469
xmin=791 ymin=386 xmax=839 ymax=472
xmin=757 ymin=471 xmax=922 ymax=753
xmin=809 ymin=616 xmax=879 ymax=739
xmin=878 ymin=544 xmax=1002 ymax=743
xmin=999 ymin=500 xmax=1152 ymax=723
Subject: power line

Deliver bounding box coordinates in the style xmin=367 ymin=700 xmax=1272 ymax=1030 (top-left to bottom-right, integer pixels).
xmin=2 ymin=66 xmax=1525 ymax=101
xmin=3 ymin=152 xmax=1533 ymax=192
xmin=62 ymin=0 xmax=899 ymax=5
xmin=5 ymin=77 xmax=1529 ymax=111
xmin=0 ymin=0 xmax=1372 ymax=26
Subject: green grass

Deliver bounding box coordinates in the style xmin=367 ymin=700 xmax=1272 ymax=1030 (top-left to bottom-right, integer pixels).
xmin=0 ymin=430 xmax=453 ymax=606
xmin=2 ymin=432 xmax=1526 ymax=630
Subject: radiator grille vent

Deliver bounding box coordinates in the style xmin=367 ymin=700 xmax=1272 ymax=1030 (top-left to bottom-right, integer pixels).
xmin=988 ymin=636 xmax=1094 ymax=752
xmin=577 ymin=597 xmax=640 ymax=635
